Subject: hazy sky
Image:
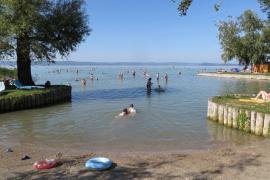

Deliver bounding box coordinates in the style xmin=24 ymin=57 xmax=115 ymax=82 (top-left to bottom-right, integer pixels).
xmin=67 ymin=0 xmax=266 ymax=63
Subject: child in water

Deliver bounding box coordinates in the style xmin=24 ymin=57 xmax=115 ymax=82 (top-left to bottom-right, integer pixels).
xmin=128 ymin=104 xmax=136 ymax=113
xmin=118 ymin=104 xmax=137 ymax=116
xmin=118 ymin=108 xmax=128 ymax=116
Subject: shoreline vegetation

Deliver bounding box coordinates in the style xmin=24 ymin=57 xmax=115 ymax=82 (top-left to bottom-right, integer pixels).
xmin=0 ymin=67 xmax=17 ymax=80
xmin=197 ymin=72 xmax=270 ymax=80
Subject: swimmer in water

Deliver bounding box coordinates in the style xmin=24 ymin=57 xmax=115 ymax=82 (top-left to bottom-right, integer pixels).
xmin=155 ymin=85 xmax=165 ymax=92
xmin=128 ymin=104 xmax=136 ymax=114
xmin=118 ymin=108 xmax=128 ymax=116
xmin=81 ymin=79 xmax=86 ymax=86
xmin=90 ymin=74 xmax=94 ymax=80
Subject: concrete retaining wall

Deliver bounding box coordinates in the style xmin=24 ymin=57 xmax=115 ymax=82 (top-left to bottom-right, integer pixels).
xmin=208 ymin=99 xmax=270 ymax=137
xmin=0 ymin=85 xmax=71 ymax=113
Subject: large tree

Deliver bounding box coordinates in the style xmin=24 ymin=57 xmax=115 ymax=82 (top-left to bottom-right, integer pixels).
xmin=177 ymin=0 xmax=270 ymax=18
xmin=218 ymin=10 xmax=269 ymax=68
xmin=0 ymin=0 xmax=90 ymax=85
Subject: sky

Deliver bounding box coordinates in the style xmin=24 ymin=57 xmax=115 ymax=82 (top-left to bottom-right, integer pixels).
xmin=67 ymin=0 xmax=267 ymax=63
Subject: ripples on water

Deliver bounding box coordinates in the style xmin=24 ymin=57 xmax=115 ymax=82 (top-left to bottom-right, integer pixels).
xmin=0 ymin=65 xmax=269 ymax=152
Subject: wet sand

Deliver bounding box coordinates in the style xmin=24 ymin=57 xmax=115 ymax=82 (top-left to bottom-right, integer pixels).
xmin=1 ymin=139 xmax=270 ymax=179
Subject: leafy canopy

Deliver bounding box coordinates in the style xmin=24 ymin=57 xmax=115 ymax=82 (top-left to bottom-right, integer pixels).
xmin=177 ymin=0 xmax=270 ymax=18
xmin=0 ymin=0 xmax=90 ymax=62
xmin=218 ymin=10 xmax=269 ymax=65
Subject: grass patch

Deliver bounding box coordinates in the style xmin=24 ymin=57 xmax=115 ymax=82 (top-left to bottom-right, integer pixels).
xmin=0 ymin=67 xmax=17 ymax=79
xmin=212 ymin=95 xmax=270 ymax=114
xmin=0 ymin=89 xmax=49 ymax=100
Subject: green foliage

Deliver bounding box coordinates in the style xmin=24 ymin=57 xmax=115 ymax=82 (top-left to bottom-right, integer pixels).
xmin=0 ymin=67 xmax=16 ymax=79
xmin=0 ymin=89 xmax=49 ymax=100
xmin=258 ymin=0 xmax=270 ymax=18
xmin=218 ymin=10 xmax=269 ymax=66
xmin=0 ymin=0 xmax=90 ymax=62
xmin=237 ymin=112 xmax=247 ymax=130
xmin=177 ymin=0 xmax=270 ymax=18
xmin=177 ymin=0 xmax=192 ymax=16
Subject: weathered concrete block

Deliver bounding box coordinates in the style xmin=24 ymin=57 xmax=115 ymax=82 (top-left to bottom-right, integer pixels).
xmin=263 ymin=114 xmax=270 ymax=137
xmin=232 ymin=107 xmax=239 ymax=128
xmin=218 ymin=105 xmax=224 ymax=124
xmin=227 ymin=107 xmax=232 ymax=127
xmin=224 ymin=106 xmax=228 ymax=126
xmin=255 ymin=113 xmax=264 ymax=136
xmin=251 ymin=111 xmax=256 ymax=133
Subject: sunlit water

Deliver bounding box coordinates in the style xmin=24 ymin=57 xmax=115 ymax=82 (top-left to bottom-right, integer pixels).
xmin=0 ymin=65 xmax=269 ymax=152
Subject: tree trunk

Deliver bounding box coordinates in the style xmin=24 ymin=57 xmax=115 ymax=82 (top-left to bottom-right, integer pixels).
xmin=16 ymin=35 xmax=34 ymax=85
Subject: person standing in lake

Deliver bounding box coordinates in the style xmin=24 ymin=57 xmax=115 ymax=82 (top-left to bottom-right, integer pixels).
xmin=165 ymin=73 xmax=168 ymax=83
xmin=156 ymin=72 xmax=160 ymax=82
xmin=132 ymin=70 xmax=136 ymax=78
xmin=147 ymin=78 xmax=153 ymax=92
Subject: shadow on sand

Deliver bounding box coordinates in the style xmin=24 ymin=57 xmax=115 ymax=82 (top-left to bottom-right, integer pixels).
xmin=8 ymin=152 xmax=261 ymax=180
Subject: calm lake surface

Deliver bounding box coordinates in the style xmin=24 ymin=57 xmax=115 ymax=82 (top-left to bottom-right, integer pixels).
xmin=0 ymin=65 xmax=269 ymax=152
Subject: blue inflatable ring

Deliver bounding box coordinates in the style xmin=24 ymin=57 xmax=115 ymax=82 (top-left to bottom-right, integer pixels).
xmin=85 ymin=157 xmax=112 ymax=170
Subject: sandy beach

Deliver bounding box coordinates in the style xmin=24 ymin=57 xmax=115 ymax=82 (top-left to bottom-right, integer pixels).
xmin=1 ymin=138 xmax=270 ymax=180
xmin=197 ymin=72 xmax=270 ymax=80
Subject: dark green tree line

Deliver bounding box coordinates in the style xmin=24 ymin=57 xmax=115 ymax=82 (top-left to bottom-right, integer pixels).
xmin=0 ymin=0 xmax=90 ymax=85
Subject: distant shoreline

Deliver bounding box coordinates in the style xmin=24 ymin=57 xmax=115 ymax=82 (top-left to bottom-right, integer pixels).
xmin=197 ymin=72 xmax=270 ymax=80
xmin=0 ymin=61 xmax=239 ymax=66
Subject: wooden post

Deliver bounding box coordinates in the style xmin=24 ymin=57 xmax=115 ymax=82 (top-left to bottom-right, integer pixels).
xmin=218 ymin=104 xmax=224 ymax=124
xmin=251 ymin=111 xmax=256 ymax=134
xmin=232 ymin=107 xmax=239 ymax=128
xmin=213 ymin=103 xmax=218 ymax=121
xmin=227 ymin=107 xmax=232 ymax=127
xmin=207 ymin=100 xmax=211 ymax=118
xmin=255 ymin=113 xmax=264 ymax=136
xmin=263 ymin=114 xmax=270 ymax=137
xmin=224 ymin=105 xmax=228 ymax=126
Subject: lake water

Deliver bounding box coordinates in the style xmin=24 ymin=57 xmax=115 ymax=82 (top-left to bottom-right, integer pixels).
xmin=0 ymin=65 xmax=269 ymax=152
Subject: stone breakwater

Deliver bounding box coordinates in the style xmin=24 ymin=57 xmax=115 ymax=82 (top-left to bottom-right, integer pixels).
xmin=0 ymin=85 xmax=71 ymax=114
xmin=198 ymin=72 xmax=270 ymax=80
xmin=207 ymin=98 xmax=270 ymax=137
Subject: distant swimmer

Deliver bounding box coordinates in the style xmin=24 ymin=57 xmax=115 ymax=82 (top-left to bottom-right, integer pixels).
xmin=118 ymin=108 xmax=129 ymax=117
xmin=81 ymin=79 xmax=86 ymax=86
xmin=179 ymin=72 xmax=181 ymax=75
xmin=128 ymin=104 xmax=136 ymax=114
xmin=154 ymin=85 xmax=165 ymax=93
xmin=90 ymin=74 xmax=94 ymax=80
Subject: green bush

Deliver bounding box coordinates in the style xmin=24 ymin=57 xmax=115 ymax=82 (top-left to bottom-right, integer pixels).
xmin=237 ymin=112 xmax=247 ymax=131
xmin=0 ymin=67 xmax=17 ymax=79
